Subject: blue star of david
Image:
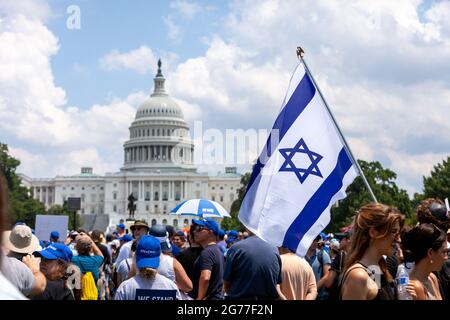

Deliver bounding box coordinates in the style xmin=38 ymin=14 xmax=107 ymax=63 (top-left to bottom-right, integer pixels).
xmin=279 ymin=138 xmax=323 ymax=184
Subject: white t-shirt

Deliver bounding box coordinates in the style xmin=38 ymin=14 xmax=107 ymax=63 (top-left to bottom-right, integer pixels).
xmin=1 ymin=256 xmax=34 ymax=296
xmin=116 ymin=258 xmax=133 ymax=282
xmin=114 ymin=273 xmax=181 ymax=301
xmin=114 ymin=241 xmax=132 ymax=268
xmin=0 ymin=271 xmax=27 ymax=300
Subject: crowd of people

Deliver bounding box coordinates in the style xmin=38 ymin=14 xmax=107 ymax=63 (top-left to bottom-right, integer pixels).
xmin=0 ymin=172 xmax=449 ymax=300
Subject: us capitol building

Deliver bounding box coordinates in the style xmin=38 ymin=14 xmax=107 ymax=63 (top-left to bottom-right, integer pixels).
xmin=20 ymin=61 xmax=241 ymax=230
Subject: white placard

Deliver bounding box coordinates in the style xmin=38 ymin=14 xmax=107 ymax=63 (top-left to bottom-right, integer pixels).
xmin=35 ymin=215 xmax=69 ymax=242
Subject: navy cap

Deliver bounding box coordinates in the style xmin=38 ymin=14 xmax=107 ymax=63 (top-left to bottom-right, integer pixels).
xmin=192 ymin=218 xmax=220 ymax=235
xmin=136 ymin=235 xmax=161 ymax=269
xmin=33 ymin=243 xmax=72 ymax=262
xmin=150 ymin=224 xmax=172 ymax=253
xmin=429 ymin=202 xmax=448 ymax=221
xmin=50 ymin=231 xmax=60 ymax=239
xmin=334 ymin=230 xmax=353 ymax=240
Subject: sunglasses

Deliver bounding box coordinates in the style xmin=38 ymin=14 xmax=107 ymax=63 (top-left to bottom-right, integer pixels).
xmin=193 ymin=226 xmax=208 ymax=232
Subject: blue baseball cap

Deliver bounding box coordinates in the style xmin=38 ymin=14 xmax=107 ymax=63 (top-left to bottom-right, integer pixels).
xmin=135 ymin=235 xmax=161 ymax=269
xmin=226 ymin=230 xmax=238 ymax=243
xmin=192 ymin=218 xmax=220 ymax=235
xmin=116 ymin=223 xmax=126 ymax=230
xmin=33 ymin=243 xmax=72 ymax=262
xmin=119 ymin=234 xmax=133 ymax=242
xmin=50 ymin=231 xmax=60 ymax=239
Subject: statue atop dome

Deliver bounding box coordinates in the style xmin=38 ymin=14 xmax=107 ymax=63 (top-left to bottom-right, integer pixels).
xmin=156 ymin=59 xmax=163 ymax=77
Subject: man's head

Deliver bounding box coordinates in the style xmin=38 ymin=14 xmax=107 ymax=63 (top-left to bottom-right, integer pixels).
xmin=116 ymin=223 xmax=126 ymax=233
xmin=226 ymin=230 xmax=238 ymax=244
xmin=192 ymin=218 xmax=219 ymax=246
xmin=308 ymin=235 xmax=322 ymax=252
xmin=334 ymin=230 xmax=353 ymax=251
xmin=74 ymin=234 xmax=93 ymax=256
xmin=91 ymin=229 xmax=104 ymax=243
xmin=50 ymin=231 xmax=60 ymax=242
xmin=171 ymin=231 xmax=187 ymax=248
xmin=33 ymin=243 xmax=72 ymax=280
xmin=130 ymin=220 xmax=149 ymax=240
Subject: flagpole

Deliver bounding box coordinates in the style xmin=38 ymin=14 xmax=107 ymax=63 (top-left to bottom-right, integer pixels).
xmin=296 ymin=47 xmax=378 ymax=203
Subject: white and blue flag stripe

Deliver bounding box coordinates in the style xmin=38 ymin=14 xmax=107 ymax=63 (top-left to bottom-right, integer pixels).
xmin=238 ymin=63 xmax=358 ymax=256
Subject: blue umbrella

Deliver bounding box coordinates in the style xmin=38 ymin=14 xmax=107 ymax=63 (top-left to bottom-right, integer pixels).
xmin=170 ymin=199 xmax=231 ymax=218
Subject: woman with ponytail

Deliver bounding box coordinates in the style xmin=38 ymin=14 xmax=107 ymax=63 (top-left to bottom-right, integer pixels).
xmin=340 ymin=203 xmax=405 ymax=300
xmin=402 ymin=223 xmax=448 ymax=300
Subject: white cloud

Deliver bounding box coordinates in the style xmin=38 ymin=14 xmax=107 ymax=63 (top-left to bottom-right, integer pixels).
xmin=167 ymin=0 xmax=450 ymax=195
xmin=99 ymin=46 xmax=179 ymax=75
xmin=0 ymin=0 xmax=53 ymax=22
xmin=2 ymin=0 xmax=450 ymax=196
xmin=0 ymin=12 xmax=149 ymax=177
xmin=99 ymin=46 xmax=157 ymax=74
xmin=8 ymin=147 xmax=48 ymax=178
xmin=0 ymin=14 xmax=69 ymax=146
xmin=170 ymin=0 xmax=202 ymax=19
xmin=163 ymin=15 xmax=182 ymax=41
xmin=169 ymin=36 xmax=288 ymax=129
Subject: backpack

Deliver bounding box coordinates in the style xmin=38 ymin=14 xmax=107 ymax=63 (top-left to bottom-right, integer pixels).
xmin=81 ymin=271 xmax=98 ymax=300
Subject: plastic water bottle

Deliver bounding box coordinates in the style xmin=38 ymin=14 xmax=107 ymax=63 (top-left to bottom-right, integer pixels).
xmin=396 ymin=264 xmax=413 ymax=300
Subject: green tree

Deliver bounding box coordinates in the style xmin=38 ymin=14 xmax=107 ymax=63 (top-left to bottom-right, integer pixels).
xmin=422 ymin=156 xmax=450 ymax=201
xmin=328 ymin=160 xmax=414 ymax=231
xmin=0 ymin=143 xmax=46 ymax=228
xmin=220 ymin=172 xmax=250 ymax=232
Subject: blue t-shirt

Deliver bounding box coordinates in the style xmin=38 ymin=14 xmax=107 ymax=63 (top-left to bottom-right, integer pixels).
xmin=71 ymin=255 xmax=104 ymax=286
xmin=223 ymin=236 xmax=282 ymax=300
xmin=305 ymin=249 xmax=331 ymax=282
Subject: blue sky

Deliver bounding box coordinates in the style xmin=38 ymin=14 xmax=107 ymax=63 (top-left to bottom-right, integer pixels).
xmin=47 ymin=0 xmax=227 ymax=108
xmin=0 ymin=0 xmax=449 ymax=196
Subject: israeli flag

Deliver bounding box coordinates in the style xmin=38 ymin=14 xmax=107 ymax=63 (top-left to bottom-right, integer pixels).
xmin=239 ymin=62 xmax=358 ymax=256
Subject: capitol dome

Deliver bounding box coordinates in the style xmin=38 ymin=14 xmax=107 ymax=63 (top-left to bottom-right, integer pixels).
xmin=122 ymin=59 xmax=195 ymax=172
xmin=135 ymin=96 xmax=184 ymax=119
xmin=135 ymin=60 xmax=184 ymax=120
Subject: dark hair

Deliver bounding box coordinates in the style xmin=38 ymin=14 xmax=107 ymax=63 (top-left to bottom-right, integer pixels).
xmin=165 ymin=225 xmax=176 ymax=238
xmin=91 ymin=229 xmax=103 ymax=242
xmin=402 ymin=223 xmax=447 ymax=263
